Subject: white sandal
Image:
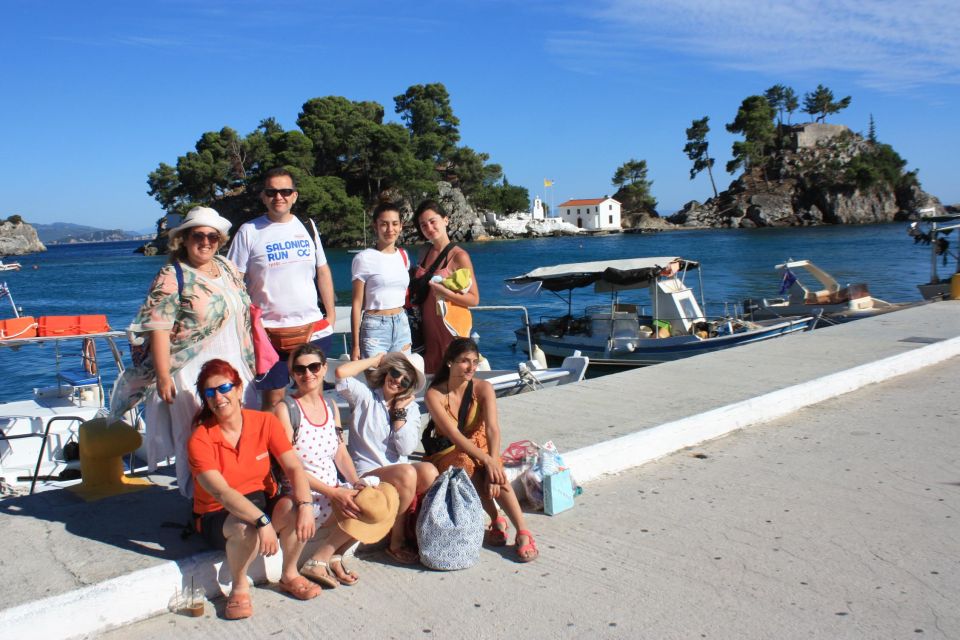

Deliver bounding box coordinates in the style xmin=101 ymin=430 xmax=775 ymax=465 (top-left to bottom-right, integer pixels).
xmin=300 ymin=558 xmax=339 ymax=589
xmin=329 ymin=554 xmax=359 ymax=586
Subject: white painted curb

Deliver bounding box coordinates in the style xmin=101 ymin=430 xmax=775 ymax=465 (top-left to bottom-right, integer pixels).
xmin=2 ymin=336 xmax=957 ymax=640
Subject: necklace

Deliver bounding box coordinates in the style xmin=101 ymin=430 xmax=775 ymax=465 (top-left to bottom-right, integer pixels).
xmin=194 ymin=261 xmax=219 ymax=278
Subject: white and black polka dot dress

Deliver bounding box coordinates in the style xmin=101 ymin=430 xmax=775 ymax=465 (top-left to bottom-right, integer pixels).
xmin=288 ymin=397 xmax=340 ymax=524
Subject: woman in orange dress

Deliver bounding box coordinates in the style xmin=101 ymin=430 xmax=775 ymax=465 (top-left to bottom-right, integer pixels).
xmin=412 ymin=200 xmax=479 ymax=374
xmin=423 ymin=338 xmax=538 ymax=562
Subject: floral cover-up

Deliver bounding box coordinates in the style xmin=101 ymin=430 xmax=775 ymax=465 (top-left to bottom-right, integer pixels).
xmin=108 ymin=255 xmax=255 ymax=420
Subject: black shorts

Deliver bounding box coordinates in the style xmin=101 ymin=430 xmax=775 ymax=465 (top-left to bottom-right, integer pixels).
xmin=194 ymin=491 xmax=283 ymax=550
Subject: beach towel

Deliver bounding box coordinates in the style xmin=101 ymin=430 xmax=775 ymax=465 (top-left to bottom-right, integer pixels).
xmin=436 ymin=268 xmax=473 ymax=338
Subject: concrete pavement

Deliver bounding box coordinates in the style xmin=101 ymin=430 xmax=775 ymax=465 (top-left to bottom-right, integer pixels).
xmin=102 ymin=348 xmax=960 ymax=639
xmin=0 ymin=301 xmax=957 ymax=639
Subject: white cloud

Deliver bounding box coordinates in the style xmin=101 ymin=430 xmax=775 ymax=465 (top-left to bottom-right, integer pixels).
xmin=554 ymin=0 xmax=960 ymax=90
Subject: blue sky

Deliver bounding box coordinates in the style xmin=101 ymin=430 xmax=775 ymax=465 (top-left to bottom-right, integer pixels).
xmin=2 ymin=0 xmax=958 ymax=230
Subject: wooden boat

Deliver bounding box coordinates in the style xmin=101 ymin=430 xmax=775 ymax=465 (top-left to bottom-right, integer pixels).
xmin=506 ymin=256 xmax=814 ymax=368
xmin=743 ymin=259 xmax=911 ymax=325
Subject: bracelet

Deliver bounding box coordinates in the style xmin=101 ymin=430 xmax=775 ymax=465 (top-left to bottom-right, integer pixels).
xmin=295 ymin=500 xmax=313 ymax=508
xmin=390 ymin=407 xmax=407 ymax=422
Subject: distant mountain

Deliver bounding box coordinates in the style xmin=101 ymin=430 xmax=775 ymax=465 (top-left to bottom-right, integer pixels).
xmin=31 ymin=222 xmax=154 ymax=244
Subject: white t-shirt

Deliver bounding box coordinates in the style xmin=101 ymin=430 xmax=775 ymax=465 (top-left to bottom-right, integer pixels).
xmin=227 ymin=215 xmax=329 ymax=329
xmin=351 ymin=248 xmax=410 ymax=310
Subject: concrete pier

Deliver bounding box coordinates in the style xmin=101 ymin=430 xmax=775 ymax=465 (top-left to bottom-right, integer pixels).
xmin=1 ymin=301 xmax=957 ymax=639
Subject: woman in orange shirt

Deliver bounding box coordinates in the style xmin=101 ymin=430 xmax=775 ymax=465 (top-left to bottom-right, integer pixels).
xmin=187 ymin=359 xmax=320 ymax=619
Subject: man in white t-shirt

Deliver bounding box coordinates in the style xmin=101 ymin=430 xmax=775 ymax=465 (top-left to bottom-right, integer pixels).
xmin=228 ymin=168 xmax=337 ymax=408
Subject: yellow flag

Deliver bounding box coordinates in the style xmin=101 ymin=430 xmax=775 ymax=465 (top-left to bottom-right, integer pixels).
xmin=543 ymin=178 xmax=553 ymax=187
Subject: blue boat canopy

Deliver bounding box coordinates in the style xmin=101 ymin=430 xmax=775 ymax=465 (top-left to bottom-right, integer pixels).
xmin=505 ymin=257 xmax=699 ymax=292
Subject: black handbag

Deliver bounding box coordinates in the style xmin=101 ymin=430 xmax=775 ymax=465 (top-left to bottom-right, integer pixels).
xmin=422 ymin=380 xmax=473 ymax=457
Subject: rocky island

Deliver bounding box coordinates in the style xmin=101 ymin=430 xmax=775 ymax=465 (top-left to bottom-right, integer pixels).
xmin=0 ymin=217 xmax=46 ymax=256
xmin=667 ymin=124 xmax=943 ymax=229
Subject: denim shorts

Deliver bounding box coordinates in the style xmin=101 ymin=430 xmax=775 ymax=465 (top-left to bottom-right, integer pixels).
xmin=360 ymin=311 xmax=411 ymax=358
xmin=256 ymin=334 xmax=333 ymax=391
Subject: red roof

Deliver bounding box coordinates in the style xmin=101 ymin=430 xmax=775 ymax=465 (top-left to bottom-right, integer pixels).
xmin=557 ymin=198 xmax=618 ymax=207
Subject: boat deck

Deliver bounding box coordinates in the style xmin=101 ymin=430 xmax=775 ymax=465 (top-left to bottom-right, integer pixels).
xmin=0 ymin=301 xmax=958 ymax=638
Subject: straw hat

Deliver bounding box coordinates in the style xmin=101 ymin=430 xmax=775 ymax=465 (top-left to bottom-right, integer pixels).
xmin=170 ymin=206 xmax=232 ymax=236
xmin=336 ymin=483 xmax=400 ymax=544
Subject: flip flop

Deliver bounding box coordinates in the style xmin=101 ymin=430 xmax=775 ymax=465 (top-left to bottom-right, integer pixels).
xmin=278 ymin=575 xmax=322 ymax=600
xmin=224 ymin=591 xmax=253 ymax=620
xmin=300 ymin=558 xmax=339 ymax=589
xmin=515 ymin=530 xmax=539 ymax=563
xmin=484 ymin=515 xmax=509 ymax=547
xmin=329 ymin=554 xmax=359 ymax=586
xmin=385 ymin=545 xmax=420 ymax=565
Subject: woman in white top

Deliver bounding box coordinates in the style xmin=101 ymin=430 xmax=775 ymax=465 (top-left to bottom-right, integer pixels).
xmin=336 ymin=351 xmax=438 ymax=564
xmin=350 ymin=201 xmax=411 ymax=360
xmin=273 ymin=344 xmax=365 ymax=587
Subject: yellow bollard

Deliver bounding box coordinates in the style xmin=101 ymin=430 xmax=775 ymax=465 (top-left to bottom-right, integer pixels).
xmin=67 ymin=417 xmax=152 ymax=501
xmin=951 ymin=273 xmax=960 ymax=300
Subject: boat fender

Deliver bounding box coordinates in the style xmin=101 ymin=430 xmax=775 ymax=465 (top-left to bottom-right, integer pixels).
xmin=531 ymin=344 xmax=548 ymax=369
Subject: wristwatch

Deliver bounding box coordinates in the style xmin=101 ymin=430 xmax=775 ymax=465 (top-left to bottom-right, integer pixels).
xmin=255 ymin=513 xmax=271 ymax=529
xmin=390 ymin=407 xmax=408 ymax=422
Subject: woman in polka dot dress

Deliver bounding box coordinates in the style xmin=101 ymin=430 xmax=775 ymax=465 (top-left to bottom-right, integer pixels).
xmin=274 ymin=344 xmax=366 ymax=588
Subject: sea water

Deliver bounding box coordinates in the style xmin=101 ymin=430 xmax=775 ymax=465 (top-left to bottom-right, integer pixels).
xmin=0 ymin=223 xmax=934 ymax=403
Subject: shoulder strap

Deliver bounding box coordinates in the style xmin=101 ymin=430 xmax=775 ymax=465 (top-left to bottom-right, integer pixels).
xmin=422 ymin=243 xmax=456 ymax=278
xmin=456 ymin=380 xmax=474 ymax=432
xmin=283 ymin=395 xmax=302 ymax=444
xmin=307 ymin=217 xmax=320 ymax=252
xmin=173 ymin=261 xmax=185 ymax=295
xmin=398 ymin=248 xmax=409 ymax=269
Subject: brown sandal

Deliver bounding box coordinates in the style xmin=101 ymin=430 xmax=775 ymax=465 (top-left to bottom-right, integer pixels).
xmin=224 ymin=591 xmax=253 ymax=620
xmin=278 ymin=575 xmax=322 ymax=600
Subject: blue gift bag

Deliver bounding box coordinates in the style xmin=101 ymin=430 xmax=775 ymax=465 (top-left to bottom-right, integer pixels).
xmin=543 ymin=469 xmax=575 ymax=515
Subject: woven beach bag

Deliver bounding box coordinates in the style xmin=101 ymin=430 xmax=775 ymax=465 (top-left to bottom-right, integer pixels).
xmin=415 ymin=467 xmax=485 ymax=570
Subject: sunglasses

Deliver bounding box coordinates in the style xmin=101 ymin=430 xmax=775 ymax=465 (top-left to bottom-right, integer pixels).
xmin=292 ymin=361 xmax=325 ymax=376
xmin=190 ymin=231 xmax=221 ymax=244
xmin=263 ymin=188 xmax=295 ymax=198
xmin=203 ymin=382 xmax=235 ymax=398
xmin=387 ymin=367 xmax=412 ymax=390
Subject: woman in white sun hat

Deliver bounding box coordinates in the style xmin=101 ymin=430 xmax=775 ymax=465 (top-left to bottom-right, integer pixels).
xmin=110 ymin=206 xmax=258 ymax=499
xmin=335 ymin=351 xmax=438 ymax=565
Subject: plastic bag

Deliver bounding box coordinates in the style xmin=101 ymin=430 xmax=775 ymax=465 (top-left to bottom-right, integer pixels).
xmin=519 ymin=441 xmax=570 ymax=510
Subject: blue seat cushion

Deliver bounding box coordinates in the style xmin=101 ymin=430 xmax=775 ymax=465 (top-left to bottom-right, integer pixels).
xmin=59 ymin=369 xmax=98 ymax=387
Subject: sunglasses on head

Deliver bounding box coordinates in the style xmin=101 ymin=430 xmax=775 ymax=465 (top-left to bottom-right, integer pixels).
xmin=189 ymin=231 xmax=221 ymax=244
xmin=291 ymin=361 xmax=325 ymax=376
xmin=387 ymin=367 xmax=412 ymax=390
xmin=203 ymin=382 xmax=235 ymax=398
xmin=263 ymin=188 xmax=295 ymax=198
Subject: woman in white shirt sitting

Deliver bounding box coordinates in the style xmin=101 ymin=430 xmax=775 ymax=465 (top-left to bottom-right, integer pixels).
xmin=350 ymin=201 xmax=411 ymax=360
xmin=336 ymin=351 xmax=438 ymax=564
